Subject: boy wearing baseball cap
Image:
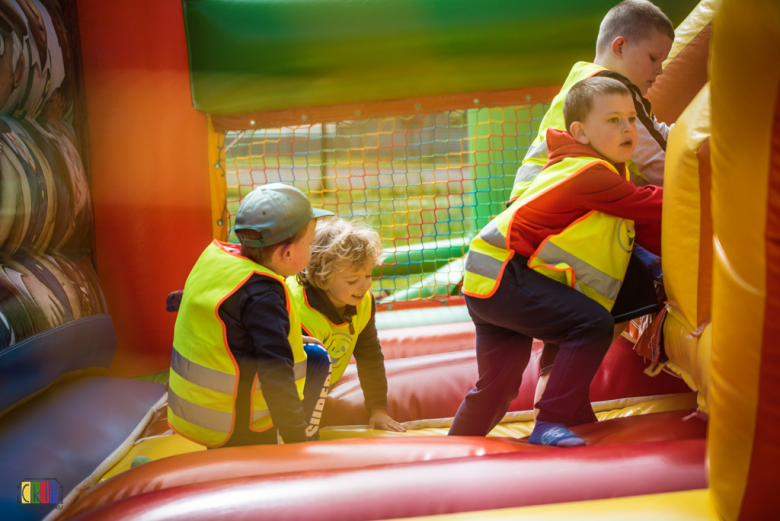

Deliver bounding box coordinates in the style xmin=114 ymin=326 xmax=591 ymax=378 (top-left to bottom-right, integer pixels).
xmin=168 ymin=183 xmax=333 ymax=448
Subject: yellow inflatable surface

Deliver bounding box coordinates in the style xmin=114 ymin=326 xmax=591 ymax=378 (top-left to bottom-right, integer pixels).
xmin=387 ymin=489 xmax=719 ymax=521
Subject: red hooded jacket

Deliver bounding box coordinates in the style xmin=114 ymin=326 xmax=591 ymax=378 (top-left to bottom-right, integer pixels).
xmin=508 ymin=129 xmax=663 ymax=258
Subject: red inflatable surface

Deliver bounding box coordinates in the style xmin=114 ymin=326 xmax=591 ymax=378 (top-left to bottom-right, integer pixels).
xmin=63 ymin=437 xmax=525 ymax=519
xmin=124 ymin=336 xmax=691 ymax=440
xmin=372 ymin=320 xmax=477 ymax=361
xmin=72 ymin=437 xmax=706 ymax=521
xmin=64 ymin=410 xmax=705 ymax=520
xmin=324 ymin=337 xmax=691 ymax=426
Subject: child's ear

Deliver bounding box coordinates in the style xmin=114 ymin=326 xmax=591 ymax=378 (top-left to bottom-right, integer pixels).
xmin=279 ymin=243 xmax=294 ymax=261
xmin=569 ymin=122 xmax=589 ymax=145
xmin=610 ymin=36 xmax=627 ymax=60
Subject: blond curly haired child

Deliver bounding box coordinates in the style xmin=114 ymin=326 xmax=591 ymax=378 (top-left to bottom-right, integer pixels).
xmin=287 ymin=218 xmax=404 ymax=431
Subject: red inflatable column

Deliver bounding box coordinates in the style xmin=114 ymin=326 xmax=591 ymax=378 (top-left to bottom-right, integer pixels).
xmin=76 ymin=0 xmax=211 ymax=376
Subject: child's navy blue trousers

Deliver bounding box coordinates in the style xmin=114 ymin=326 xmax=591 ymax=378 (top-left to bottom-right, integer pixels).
xmin=223 ymin=343 xmax=332 ymax=446
xmin=449 ymin=255 xmax=620 ymax=435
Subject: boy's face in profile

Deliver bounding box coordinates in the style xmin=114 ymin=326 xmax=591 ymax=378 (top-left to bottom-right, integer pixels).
xmin=276 ymin=220 xmax=317 ymax=277
xmin=612 ymin=30 xmax=673 ymax=95
xmin=570 ymin=93 xmax=637 ymax=165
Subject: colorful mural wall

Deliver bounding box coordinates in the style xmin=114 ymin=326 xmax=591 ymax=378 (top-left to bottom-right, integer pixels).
xmin=0 ymin=0 xmax=106 ymax=352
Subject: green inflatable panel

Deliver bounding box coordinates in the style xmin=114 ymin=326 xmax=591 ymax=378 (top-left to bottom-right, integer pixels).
xmin=183 ymin=0 xmax=696 ymax=115
xmin=375 ymin=304 xmax=471 ymax=330
xmin=373 ymin=237 xmax=470 ymax=278
xmin=383 ymin=257 xmax=464 ymax=302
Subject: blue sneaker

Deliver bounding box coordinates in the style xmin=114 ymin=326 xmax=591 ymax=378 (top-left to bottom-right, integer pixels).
xmin=529 ymin=421 xmax=585 ymax=447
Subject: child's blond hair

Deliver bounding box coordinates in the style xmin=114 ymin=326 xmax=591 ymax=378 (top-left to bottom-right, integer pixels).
xmin=297 ymin=218 xmax=382 ymax=289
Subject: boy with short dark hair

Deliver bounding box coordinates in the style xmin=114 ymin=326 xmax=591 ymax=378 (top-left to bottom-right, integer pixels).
xmin=450 ymin=76 xmax=662 ymax=446
xmin=167 ymin=183 xmax=334 ymax=448
xmin=513 ymin=0 xmax=674 ymax=197
xmin=520 ymin=0 xmax=672 ymax=422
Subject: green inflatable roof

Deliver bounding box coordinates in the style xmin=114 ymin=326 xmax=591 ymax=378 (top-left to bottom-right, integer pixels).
xmin=183 ymin=0 xmax=697 ymax=116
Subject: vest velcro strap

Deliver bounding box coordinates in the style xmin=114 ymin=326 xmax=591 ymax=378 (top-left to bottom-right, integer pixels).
xmin=537 ymin=241 xmax=623 ymax=300
xmin=168 ymin=388 xmax=233 ymax=433
xmin=465 ymin=249 xmax=506 ymax=281
xmin=254 ymin=359 xmax=308 ymax=390
xmin=171 ymin=347 xmax=236 ymax=394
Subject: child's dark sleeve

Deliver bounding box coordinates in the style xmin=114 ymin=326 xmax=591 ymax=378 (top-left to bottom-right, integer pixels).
xmin=568 ymin=164 xmax=663 ymax=256
xmin=242 ymin=288 xmax=308 ymax=444
xmin=352 ymin=298 xmax=389 ymax=411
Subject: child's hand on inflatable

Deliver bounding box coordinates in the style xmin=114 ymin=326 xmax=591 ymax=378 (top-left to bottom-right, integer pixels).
xmin=302 ymin=335 xmax=325 ymax=347
xmin=369 ymin=409 xmax=406 ymax=432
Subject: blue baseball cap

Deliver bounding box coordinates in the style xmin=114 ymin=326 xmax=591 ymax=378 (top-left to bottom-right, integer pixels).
xmin=233 ymin=183 xmax=333 ymax=247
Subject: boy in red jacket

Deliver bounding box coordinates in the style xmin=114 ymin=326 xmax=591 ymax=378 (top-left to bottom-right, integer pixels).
xmin=449 ymin=77 xmax=662 ymax=446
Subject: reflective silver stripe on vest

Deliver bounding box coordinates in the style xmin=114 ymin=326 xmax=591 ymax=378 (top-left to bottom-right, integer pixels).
xmin=254 ymin=359 xmax=308 ymax=390
xmin=253 ymin=409 xmax=271 ymax=423
xmin=465 ymin=250 xmax=506 ymax=280
xmin=537 ymin=241 xmax=623 ymax=300
xmin=514 ymin=140 xmax=549 ymax=185
xmin=171 ymin=347 xmax=236 ymax=394
xmin=168 ymin=388 xmax=232 ymax=433
xmin=479 ymin=220 xmax=506 ymax=250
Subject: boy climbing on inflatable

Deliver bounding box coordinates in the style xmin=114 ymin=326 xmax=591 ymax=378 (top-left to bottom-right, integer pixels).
xmin=450 ymin=77 xmax=663 ymax=446
xmin=515 ymin=0 xmax=672 ymax=420
xmin=167 ymin=183 xmax=334 ymax=447
xmin=513 ymin=0 xmax=674 ymax=196
xmin=287 ymin=218 xmax=404 ymax=432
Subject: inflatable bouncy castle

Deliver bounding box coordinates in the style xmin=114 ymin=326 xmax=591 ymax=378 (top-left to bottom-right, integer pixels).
xmin=1 ymin=0 xmax=778 ymax=519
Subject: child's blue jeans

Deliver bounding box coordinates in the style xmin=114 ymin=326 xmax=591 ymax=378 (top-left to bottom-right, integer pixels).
xmin=302 ymin=343 xmax=332 ymax=440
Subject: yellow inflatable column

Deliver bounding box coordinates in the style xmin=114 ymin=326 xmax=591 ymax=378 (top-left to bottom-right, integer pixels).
xmin=709 ymin=0 xmax=780 ymax=519
xmin=662 ymin=85 xmax=713 ymax=412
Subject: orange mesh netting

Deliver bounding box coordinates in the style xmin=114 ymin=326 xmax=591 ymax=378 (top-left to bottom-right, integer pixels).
xmin=219 ymin=102 xmax=549 ymax=302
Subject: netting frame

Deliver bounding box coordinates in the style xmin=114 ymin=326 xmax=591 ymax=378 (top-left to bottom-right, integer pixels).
xmin=207 ymin=86 xmax=558 ymax=306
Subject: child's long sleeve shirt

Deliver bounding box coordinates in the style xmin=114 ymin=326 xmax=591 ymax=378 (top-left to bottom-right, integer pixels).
xmin=508 ymin=129 xmax=663 ymax=258
xmin=218 ymin=275 xmax=308 ymax=444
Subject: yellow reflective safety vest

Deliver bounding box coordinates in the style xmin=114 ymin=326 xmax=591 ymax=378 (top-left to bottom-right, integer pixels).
xmin=168 ymin=241 xmax=306 ymax=448
xmin=464 ymin=157 xmax=635 ymax=311
xmin=511 ymin=62 xmax=606 ymax=201
xmin=287 ymin=277 xmax=373 ymax=386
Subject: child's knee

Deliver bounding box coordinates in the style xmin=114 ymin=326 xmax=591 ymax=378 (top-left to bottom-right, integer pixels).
xmin=474 ymin=372 xmax=523 ymax=409
xmin=303 ymin=343 xmax=331 ymax=379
